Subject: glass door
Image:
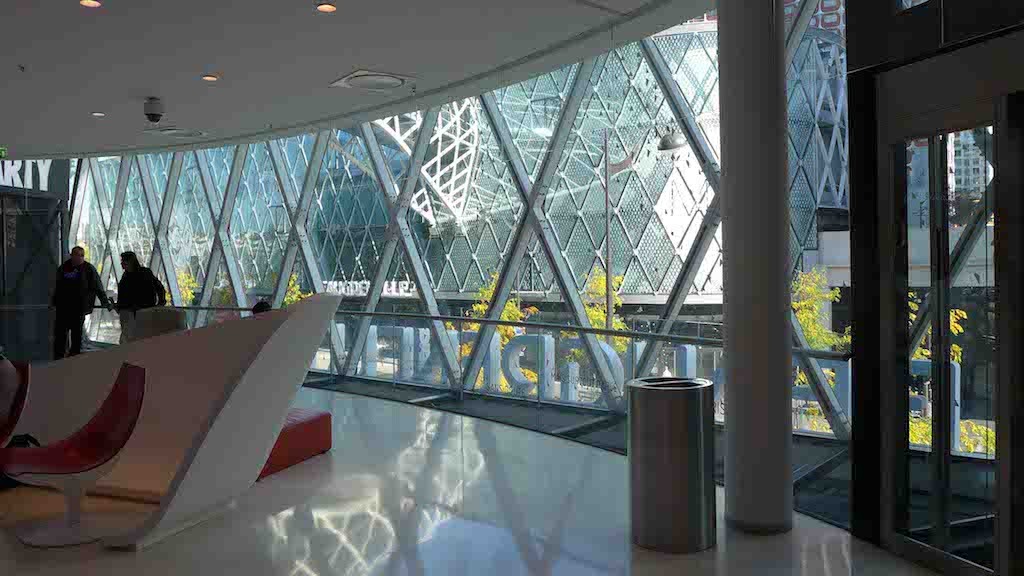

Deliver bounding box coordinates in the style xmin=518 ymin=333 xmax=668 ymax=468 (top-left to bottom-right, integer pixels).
xmin=893 ymin=128 xmax=998 ymax=571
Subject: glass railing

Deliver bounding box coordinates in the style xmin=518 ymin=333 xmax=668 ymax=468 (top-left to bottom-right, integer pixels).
xmin=61 ymin=302 xmax=995 ymax=534
xmin=84 ymin=304 xmax=848 ymax=439
xmin=328 ymin=310 xmax=851 ymax=436
xmin=70 ymin=301 xmax=991 ymax=457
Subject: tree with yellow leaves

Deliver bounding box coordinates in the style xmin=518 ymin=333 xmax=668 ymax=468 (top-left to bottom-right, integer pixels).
xmin=283 ymin=273 xmax=312 ymax=306
xmin=908 ymin=291 xmax=966 ymax=364
xmin=563 ymin=271 xmax=629 ymax=363
xmin=791 ymin=268 xmax=850 ymax=387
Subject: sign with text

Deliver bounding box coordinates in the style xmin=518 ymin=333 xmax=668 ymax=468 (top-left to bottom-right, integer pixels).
xmin=323 ymin=280 xmax=418 ymax=299
xmin=0 ymin=159 xmax=71 ymax=198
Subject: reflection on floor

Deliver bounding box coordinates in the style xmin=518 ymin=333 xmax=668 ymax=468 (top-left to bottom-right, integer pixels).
xmin=0 ymin=389 xmax=935 ymax=575
xmin=309 ymin=377 xmax=854 ymax=529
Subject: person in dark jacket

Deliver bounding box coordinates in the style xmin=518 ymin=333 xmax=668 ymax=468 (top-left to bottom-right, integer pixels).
xmin=115 ymin=251 xmax=167 ymax=344
xmin=52 ymin=246 xmax=111 ymax=359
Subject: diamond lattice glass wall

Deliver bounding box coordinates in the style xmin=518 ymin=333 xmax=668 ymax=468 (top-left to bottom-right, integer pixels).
xmin=308 ymin=131 xmax=390 ymax=293
xmin=145 ymin=152 xmax=173 ymax=205
xmin=410 ymin=98 xmax=526 ymax=297
xmin=492 ymin=64 xmax=578 ymax=179
xmin=65 ymin=19 xmax=849 ymax=311
xmin=550 ymin=43 xmax=685 ymax=297
xmin=74 ymin=166 xmax=108 ymax=275
xmin=118 ymin=160 xmax=155 ymax=265
xmin=205 ymin=145 xmax=236 ymax=203
xmin=168 ymin=152 xmax=214 ymax=304
xmin=231 ymin=143 xmax=290 ymax=294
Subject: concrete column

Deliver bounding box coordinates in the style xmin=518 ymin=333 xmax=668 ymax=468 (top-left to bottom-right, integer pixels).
xmin=719 ymin=0 xmax=793 ymax=533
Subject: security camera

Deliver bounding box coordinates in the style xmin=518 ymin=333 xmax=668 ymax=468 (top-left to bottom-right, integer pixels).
xmin=144 ymin=97 xmax=165 ymax=123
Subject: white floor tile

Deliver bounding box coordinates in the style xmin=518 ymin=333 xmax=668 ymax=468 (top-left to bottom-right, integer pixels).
xmin=0 ymin=390 xmax=935 ymax=575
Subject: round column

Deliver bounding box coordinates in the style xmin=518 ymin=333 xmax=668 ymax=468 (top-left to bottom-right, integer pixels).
xmin=718 ymin=0 xmax=793 ymax=533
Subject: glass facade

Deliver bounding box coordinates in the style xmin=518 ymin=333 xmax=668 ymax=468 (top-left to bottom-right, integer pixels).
xmin=72 ymin=12 xmax=848 ymax=309
xmin=67 ymin=5 xmax=860 ymax=525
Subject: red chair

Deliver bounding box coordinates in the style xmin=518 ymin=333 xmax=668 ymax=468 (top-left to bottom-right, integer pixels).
xmin=0 ymin=359 xmax=30 ymax=447
xmin=0 ymin=363 xmax=146 ymax=548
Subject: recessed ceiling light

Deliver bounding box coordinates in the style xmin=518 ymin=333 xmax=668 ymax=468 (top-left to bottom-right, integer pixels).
xmin=80 ymin=0 xmax=102 ymax=7
xmin=315 ymin=1 xmax=337 ymax=13
xmin=201 ymin=73 xmax=220 ymax=82
xmin=91 ymin=112 xmax=105 ymax=117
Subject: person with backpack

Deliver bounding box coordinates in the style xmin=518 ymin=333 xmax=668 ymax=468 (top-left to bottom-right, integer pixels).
xmin=114 ymin=251 xmax=167 ymax=344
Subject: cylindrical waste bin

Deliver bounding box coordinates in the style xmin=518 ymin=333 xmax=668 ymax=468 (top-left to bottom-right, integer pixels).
xmin=628 ymin=376 xmax=715 ymax=554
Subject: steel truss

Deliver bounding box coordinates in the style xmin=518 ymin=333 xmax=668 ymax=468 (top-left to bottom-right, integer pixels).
xmin=195 ymin=145 xmax=250 ymax=326
xmin=462 ymin=59 xmax=624 ymax=411
xmin=345 ymin=112 xmax=465 ymax=389
xmin=264 ymin=133 xmax=346 ymax=373
xmin=636 ymin=5 xmax=851 ymax=439
xmin=138 ymin=152 xmax=183 ymax=306
xmin=63 ymin=11 xmax=854 ymax=432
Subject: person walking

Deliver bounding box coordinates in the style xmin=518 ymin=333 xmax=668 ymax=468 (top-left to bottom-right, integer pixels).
xmin=115 ymin=251 xmax=166 ymax=344
xmin=52 ymin=246 xmax=111 ymax=359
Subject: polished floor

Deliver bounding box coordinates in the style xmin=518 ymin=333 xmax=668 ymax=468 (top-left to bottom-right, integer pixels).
xmin=0 ymin=389 xmax=935 ymax=575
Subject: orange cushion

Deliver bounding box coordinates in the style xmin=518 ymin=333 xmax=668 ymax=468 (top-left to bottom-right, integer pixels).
xmin=259 ymin=408 xmax=332 ymax=480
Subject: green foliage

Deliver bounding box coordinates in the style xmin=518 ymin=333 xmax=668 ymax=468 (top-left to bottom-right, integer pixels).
xmin=212 ymin=281 xmax=234 ymax=307
xmin=176 ymin=270 xmax=199 ymax=306
xmin=450 ymin=273 xmax=538 ymax=393
xmin=283 ymin=273 xmax=312 ymax=307
xmin=454 ymin=272 xmax=538 ymax=348
xmin=791 ymin=268 xmax=850 ymax=387
xmin=908 ymin=291 xmax=967 ymax=364
xmin=792 ymin=268 xmax=851 ymax=352
xmin=909 ymin=417 xmax=995 ymax=455
xmin=562 ymin=272 xmax=629 ymax=363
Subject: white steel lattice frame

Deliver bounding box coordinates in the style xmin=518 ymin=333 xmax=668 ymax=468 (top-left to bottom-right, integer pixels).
xmin=265 ymin=132 xmax=346 ymax=374
xmin=462 ymin=58 xmax=625 ymax=412
xmin=194 ymin=145 xmax=250 ymax=326
xmin=138 ymin=152 xmax=183 ymax=305
xmin=93 ymin=156 xmax=130 ymax=290
xmin=374 ymin=103 xmax=482 ymax=226
xmin=64 ymin=14 xmax=855 ymax=426
xmin=355 ymin=115 xmax=464 ymax=390
xmin=634 ymin=4 xmax=851 ymax=439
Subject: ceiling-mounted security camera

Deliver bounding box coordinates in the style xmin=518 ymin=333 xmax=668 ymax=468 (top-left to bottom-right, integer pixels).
xmin=144 ymin=97 xmax=165 ymax=124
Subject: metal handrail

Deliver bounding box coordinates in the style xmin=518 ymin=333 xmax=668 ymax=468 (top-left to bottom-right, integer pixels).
xmin=168 ymin=305 xmax=852 ymax=361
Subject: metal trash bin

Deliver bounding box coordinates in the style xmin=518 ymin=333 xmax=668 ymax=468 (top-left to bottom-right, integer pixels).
xmin=628 ymin=377 xmax=715 ymax=554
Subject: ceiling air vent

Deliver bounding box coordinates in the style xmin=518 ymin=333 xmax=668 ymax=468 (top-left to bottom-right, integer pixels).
xmin=330 ymin=70 xmax=414 ymax=92
xmin=143 ymin=126 xmax=208 ymax=139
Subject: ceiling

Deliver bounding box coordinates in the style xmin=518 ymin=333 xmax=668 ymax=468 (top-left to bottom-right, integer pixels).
xmin=0 ymin=0 xmax=708 ymax=159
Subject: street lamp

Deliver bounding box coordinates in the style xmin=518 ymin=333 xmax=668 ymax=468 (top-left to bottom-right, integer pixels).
xmin=658 ymin=131 xmax=688 ymax=153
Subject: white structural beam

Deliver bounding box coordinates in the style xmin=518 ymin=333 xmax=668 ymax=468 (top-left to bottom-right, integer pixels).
xmin=466 ymin=59 xmax=623 ymax=411
xmin=342 ymin=109 xmax=442 ymax=378
xmin=67 ymin=160 xmax=90 ymax=255
xmin=720 ymin=0 xmax=793 ymax=533
xmin=784 ymin=0 xmax=820 ymax=69
xmin=90 ymin=157 xmax=128 ymax=289
xmin=358 ymin=119 xmax=464 ymax=389
xmin=267 ymin=142 xmax=302 ymax=309
xmin=137 ymin=154 xmax=183 ymax=306
xmin=195 ymin=145 xmax=250 ymax=325
xmin=267 ymin=134 xmax=345 ymax=374
xmin=639 ymin=28 xmax=850 ymax=440
xmin=636 ymin=38 xmax=723 ymax=376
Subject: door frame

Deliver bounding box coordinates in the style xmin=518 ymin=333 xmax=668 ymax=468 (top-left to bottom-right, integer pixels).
xmin=873 ymin=29 xmax=1024 ymax=576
